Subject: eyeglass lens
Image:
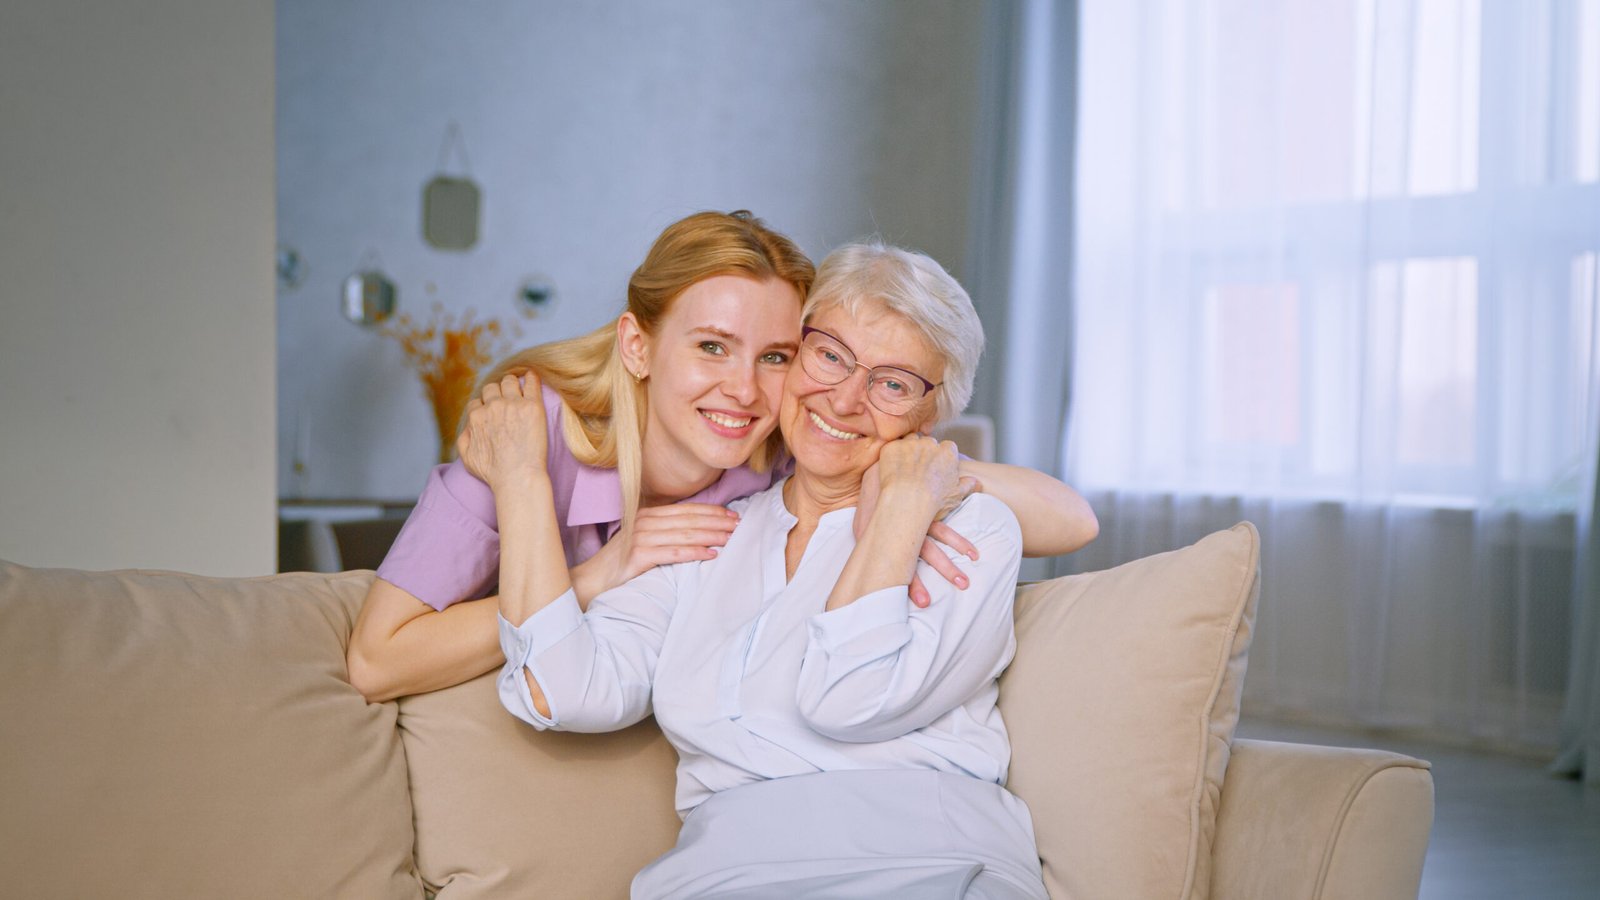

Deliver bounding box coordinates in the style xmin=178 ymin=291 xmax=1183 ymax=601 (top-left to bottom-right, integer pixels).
xmin=802 ymin=331 xmax=925 ymax=413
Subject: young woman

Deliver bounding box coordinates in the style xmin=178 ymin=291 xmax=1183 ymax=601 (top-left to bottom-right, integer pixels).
xmin=347 ymin=211 xmax=1097 ymax=704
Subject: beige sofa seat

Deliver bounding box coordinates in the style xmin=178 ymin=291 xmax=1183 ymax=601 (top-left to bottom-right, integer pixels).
xmin=0 ymin=524 xmax=1434 ymax=900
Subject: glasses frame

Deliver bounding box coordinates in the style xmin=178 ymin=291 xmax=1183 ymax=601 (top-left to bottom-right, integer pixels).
xmin=799 ymin=325 xmax=941 ymax=414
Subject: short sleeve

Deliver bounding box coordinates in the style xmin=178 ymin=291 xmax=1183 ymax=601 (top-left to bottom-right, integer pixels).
xmin=374 ymin=462 xmax=501 ymax=611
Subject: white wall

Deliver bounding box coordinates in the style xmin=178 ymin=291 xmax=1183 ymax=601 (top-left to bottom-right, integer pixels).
xmin=0 ymin=0 xmax=276 ymax=575
xmin=277 ymin=0 xmax=983 ymax=501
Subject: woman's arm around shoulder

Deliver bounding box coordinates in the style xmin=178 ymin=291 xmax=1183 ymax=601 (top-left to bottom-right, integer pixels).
xmin=959 ymin=459 xmax=1097 ymax=557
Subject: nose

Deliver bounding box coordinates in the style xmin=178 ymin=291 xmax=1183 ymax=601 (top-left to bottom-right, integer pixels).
xmin=723 ymin=358 xmax=761 ymax=407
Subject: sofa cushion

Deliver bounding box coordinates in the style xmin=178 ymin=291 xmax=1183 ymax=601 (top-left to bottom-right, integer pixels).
xmin=397 ymin=672 xmax=681 ymax=898
xmin=0 ymin=563 xmax=420 ymax=899
xmin=998 ymin=523 xmax=1260 ymax=900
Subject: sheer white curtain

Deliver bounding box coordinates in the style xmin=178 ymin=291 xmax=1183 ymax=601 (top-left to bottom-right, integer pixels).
xmin=1065 ymin=0 xmax=1600 ymax=754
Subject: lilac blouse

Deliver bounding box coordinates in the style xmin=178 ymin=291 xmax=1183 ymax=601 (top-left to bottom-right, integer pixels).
xmin=375 ymin=384 xmax=782 ymax=611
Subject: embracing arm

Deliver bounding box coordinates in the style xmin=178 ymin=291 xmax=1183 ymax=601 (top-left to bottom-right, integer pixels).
xmin=471 ymin=374 xmax=675 ymax=731
xmin=347 ymin=581 xmax=503 ymax=703
xmin=346 ymin=461 xmax=506 ymax=703
xmin=960 ymin=459 xmax=1097 ymax=557
xmin=797 ymin=439 xmax=1023 ymax=743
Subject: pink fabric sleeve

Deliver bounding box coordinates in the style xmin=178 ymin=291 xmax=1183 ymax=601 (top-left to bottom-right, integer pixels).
xmin=374 ymin=461 xmax=501 ymax=611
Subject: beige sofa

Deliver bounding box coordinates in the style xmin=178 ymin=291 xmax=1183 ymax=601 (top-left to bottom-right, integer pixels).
xmin=0 ymin=524 xmax=1433 ymax=899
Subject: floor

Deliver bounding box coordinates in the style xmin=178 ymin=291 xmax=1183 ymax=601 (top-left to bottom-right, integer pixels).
xmin=1235 ymin=721 xmax=1600 ymax=900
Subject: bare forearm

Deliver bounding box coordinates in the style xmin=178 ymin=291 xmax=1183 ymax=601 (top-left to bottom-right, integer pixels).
xmin=827 ymin=491 xmax=933 ymax=611
xmin=960 ymin=460 xmax=1098 ymax=556
xmin=494 ymin=473 xmax=572 ymax=626
xmin=568 ymin=553 xmax=610 ymax=609
xmin=347 ymin=587 xmax=503 ymax=703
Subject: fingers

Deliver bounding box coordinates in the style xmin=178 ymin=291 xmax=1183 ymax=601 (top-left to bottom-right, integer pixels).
xmin=628 ymin=542 xmax=721 ymax=576
xmin=619 ymin=504 xmax=743 ymax=574
xmin=920 ymin=536 xmax=970 ymax=591
xmin=909 ymin=574 xmax=931 ymax=609
xmin=632 ymin=506 xmax=740 ymax=536
xmin=632 ymin=528 xmax=737 ymax=549
xmin=635 ymin=502 xmax=740 ymax=521
xmin=928 ymin=521 xmax=980 ymax=561
xmin=481 ymin=370 xmax=544 ymax=402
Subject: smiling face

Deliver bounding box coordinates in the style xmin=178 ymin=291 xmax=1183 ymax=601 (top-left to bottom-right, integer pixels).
xmin=779 ymin=303 xmax=944 ymax=483
xmin=633 ymin=274 xmax=803 ymax=487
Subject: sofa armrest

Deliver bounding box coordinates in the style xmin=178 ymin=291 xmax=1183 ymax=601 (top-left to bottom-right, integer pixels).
xmin=1211 ymin=738 xmax=1434 ymax=900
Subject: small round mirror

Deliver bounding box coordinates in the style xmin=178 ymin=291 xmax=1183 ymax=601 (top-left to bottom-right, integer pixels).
xmin=342 ymin=270 xmax=397 ymax=325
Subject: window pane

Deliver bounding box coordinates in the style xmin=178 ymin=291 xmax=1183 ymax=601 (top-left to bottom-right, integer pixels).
xmin=1407 ymin=0 xmax=1480 ymax=195
xmin=1203 ymin=283 xmax=1302 ymax=447
xmin=1205 ymin=0 xmax=1359 ymax=207
xmin=1394 ymin=258 xmax=1478 ymax=467
xmin=1571 ymin=255 xmax=1598 ymax=469
xmin=1576 ymin=0 xmax=1600 ymax=182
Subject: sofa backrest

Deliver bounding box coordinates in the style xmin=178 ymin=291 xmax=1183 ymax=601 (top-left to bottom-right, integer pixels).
xmin=0 ymin=562 xmax=421 ymax=899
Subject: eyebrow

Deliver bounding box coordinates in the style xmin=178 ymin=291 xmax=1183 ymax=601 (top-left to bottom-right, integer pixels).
xmin=690 ymin=326 xmax=798 ymax=353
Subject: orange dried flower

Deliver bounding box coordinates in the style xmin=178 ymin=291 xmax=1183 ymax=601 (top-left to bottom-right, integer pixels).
xmin=382 ymin=304 xmax=519 ymax=463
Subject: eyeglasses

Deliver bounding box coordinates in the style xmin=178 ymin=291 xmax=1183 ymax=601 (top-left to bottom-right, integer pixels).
xmin=799 ymin=326 xmax=940 ymax=416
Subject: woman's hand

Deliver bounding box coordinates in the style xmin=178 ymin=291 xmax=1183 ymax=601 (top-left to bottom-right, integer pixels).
xmin=570 ymin=503 xmax=740 ymax=604
xmin=457 ymin=373 xmax=549 ymax=492
xmin=856 ymin=436 xmax=980 ymax=608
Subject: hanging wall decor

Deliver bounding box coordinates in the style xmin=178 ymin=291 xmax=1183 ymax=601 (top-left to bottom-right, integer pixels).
xmin=423 ymin=121 xmax=481 ymax=251
xmin=341 ymin=251 xmax=397 ymax=326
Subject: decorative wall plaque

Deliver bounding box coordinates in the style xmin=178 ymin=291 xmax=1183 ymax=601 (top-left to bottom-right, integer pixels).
xmin=423 ymin=122 xmax=480 ymax=251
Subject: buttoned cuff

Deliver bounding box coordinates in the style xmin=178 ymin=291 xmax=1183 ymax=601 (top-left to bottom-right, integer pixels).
xmin=807 ymin=585 xmax=911 ymax=657
xmin=496 ymin=591 xmax=583 ymax=727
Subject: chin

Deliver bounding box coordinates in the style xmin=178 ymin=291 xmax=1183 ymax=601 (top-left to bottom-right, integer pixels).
xmin=699 ymin=440 xmax=759 ymax=471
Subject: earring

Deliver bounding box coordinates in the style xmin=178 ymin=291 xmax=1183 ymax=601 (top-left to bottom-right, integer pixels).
xmin=630 ymin=368 xmax=644 ymax=383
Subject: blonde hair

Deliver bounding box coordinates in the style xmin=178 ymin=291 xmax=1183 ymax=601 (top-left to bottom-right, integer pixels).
xmin=802 ymin=242 xmax=984 ymax=425
xmin=478 ymin=210 xmax=813 ymax=527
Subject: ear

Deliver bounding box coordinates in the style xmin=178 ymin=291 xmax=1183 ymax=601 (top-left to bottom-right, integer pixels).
xmin=616 ymin=312 xmax=649 ymax=379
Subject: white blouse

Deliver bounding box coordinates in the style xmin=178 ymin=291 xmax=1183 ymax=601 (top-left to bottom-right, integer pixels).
xmin=497 ymin=479 xmax=1024 ymax=819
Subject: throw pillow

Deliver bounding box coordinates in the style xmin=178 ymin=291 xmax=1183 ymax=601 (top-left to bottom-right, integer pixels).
xmin=998 ymin=522 xmax=1260 ymax=900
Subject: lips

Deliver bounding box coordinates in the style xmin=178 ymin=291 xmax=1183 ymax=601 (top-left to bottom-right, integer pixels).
xmin=807 ymin=409 xmax=861 ymax=441
xmin=699 ymin=409 xmax=756 ymax=438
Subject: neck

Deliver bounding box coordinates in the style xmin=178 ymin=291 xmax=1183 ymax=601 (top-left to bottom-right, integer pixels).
xmin=638 ymin=429 xmax=721 ymax=508
xmin=782 ymin=470 xmax=861 ymax=529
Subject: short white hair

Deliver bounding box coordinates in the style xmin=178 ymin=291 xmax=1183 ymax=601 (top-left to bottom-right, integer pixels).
xmin=802 ymin=242 xmax=984 ymax=425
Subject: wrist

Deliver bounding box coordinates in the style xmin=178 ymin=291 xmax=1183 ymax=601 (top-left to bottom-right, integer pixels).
xmin=876 ymin=483 xmax=942 ymax=523
xmin=487 ymin=464 xmax=553 ymax=496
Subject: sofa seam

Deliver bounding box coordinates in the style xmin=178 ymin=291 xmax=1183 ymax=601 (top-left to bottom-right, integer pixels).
xmin=1309 ymin=760 xmax=1430 ymax=900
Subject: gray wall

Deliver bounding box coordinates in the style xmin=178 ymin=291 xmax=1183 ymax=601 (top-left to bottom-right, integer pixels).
xmin=0 ymin=0 xmax=277 ymax=575
xmin=277 ymin=0 xmax=983 ymax=501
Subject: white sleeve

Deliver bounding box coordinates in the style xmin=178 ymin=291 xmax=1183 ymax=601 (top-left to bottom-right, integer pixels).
xmin=793 ymin=494 xmax=1022 ymax=743
xmin=496 ymin=563 xmax=680 ymax=732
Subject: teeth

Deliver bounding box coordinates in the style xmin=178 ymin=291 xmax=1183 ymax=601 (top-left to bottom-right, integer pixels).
xmin=701 ymin=411 xmax=752 ymax=429
xmin=808 ymin=410 xmax=861 ymax=440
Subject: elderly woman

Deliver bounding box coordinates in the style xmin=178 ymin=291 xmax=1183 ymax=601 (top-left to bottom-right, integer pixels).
xmin=466 ymin=243 xmax=1048 ymax=899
